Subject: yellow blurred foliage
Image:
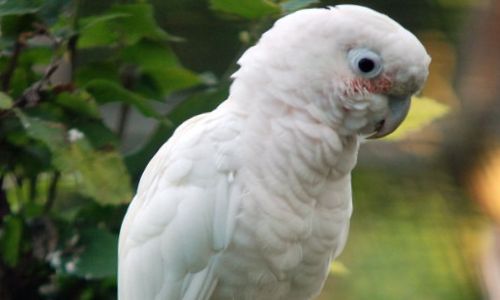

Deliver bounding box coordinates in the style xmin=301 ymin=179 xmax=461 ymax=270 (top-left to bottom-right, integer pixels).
xmin=385 ymin=96 xmax=449 ymax=141
xmin=329 ymin=261 xmax=350 ymax=277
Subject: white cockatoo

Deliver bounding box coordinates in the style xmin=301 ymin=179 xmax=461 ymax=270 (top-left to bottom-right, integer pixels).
xmin=118 ymin=5 xmax=430 ymax=300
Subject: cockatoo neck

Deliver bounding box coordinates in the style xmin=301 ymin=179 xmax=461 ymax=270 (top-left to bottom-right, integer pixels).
xmin=225 ymin=73 xmax=361 ymax=184
xmin=229 ymin=67 xmax=362 ymax=141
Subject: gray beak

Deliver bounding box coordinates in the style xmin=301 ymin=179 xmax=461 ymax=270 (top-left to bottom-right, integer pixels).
xmin=368 ymin=95 xmax=412 ymax=139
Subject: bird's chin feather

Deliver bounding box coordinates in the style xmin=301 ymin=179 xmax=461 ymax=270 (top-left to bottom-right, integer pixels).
xmin=336 ymin=93 xmax=386 ymax=137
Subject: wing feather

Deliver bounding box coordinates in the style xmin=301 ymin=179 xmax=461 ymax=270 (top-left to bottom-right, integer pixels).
xmin=118 ymin=108 xmax=242 ymax=300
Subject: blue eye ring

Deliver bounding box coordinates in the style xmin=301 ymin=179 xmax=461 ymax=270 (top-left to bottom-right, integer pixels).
xmin=348 ymin=48 xmax=383 ymax=79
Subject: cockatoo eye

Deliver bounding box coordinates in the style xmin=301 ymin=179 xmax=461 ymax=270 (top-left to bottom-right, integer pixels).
xmin=348 ymin=48 xmax=383 ymax=78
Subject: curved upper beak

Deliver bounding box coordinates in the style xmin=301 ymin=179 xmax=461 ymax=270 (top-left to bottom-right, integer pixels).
xmin=368 ymin=94 xmax=412 ymax=139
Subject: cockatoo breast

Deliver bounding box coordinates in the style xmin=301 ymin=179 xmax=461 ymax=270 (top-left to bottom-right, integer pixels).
xmin=209 ymin=99 xmax=358 ymax=299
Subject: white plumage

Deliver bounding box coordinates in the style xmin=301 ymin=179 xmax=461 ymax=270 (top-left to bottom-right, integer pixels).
xmin=118 ymin=5 xmax=430 ymax=300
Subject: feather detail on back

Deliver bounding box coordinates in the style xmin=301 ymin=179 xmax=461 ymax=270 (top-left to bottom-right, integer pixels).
xmin=118 ymin=104 xmax=243 ymax=300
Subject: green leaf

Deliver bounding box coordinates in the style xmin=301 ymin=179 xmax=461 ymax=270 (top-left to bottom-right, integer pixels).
xmin=0 ymin=215 xmax=23 ymax=267
xmin=77 ymin=21 xmax=118 ymax=48
xmin=14 ymin=109 xmax=67 ymax=152
xmin=71 ymin=228 xmax=118 ymax=279
xmin=120 ymin=40 xmax=201 ymax=95
xmin=109 ymin=4 xmax=169 ymax=43
xmin=10 ymin=68 xmax=29 ymax=99
xmin=53 ymin=138 xmax=133 ymax=206
xmin=77 ymin=14 xmax=128 ymax=48
xmin=77 ymin=228 xmax=118 ymax=279
xmin=0 ymin=0 xmax=42 ymax=17
xmin=79 ymin=12 xmax=130 ymax=32
xmin=1 ymin=14 xmax=37 ymax=39
xmin=210 ymin=0 xmax=280 ymax=19
xmin=280 ymin=0 xmax=319 ymax=12
xmin=76 ymin=61 xmax=120 ymax=85
xmin=46 ymin=6 xmax=72 ymax=33
xmin=148 ymin=67 xmax=201 ymax=96
xmin=18 ymin=46 xmax=53 ymax=66
xmin=385 ymin=96 xmax=450 ymax=140
xmin=85 ymin=79 xmax=167 ymax=121
xmin=14 ymin=111 xmax=132 ymax=205
xmin=55 ymin=91 xmax=101 ymax=119
xmin=0 ymin=36 xmax=15 ymax=49
xmin=120 ymin=40 xmax=179 ymax=71
xmin=38 ymin=0 xmax=72 ymax=23
xmin=72 ymin=120 xmax=119 ymax=149
xmin=0 ymin=92 xmax=13 ymax=109
xmin=78 ymin=4 xmax=170 ymax=47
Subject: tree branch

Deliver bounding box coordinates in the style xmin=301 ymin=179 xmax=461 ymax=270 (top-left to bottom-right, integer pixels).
xmin=0 ymin=37 xmax=25 ymax=92
xmin=0 ymin=64 xmax=59 ymax=119
xmin=0 ymin=176 xmax=9 ymax=222
xmin=44 ymin=171 xmax=60 ymax=214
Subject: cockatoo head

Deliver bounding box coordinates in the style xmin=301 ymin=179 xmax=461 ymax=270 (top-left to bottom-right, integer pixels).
xmin=232 ymin=5 xmax=430 ymax=138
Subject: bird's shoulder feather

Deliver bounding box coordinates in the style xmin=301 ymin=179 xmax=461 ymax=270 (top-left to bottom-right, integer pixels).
xmin=118 ymin=106 xmax=243 ymax=300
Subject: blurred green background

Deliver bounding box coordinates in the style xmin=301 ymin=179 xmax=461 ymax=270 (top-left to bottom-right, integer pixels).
xmin=0 ymin=0 xmax=498 ymax=299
